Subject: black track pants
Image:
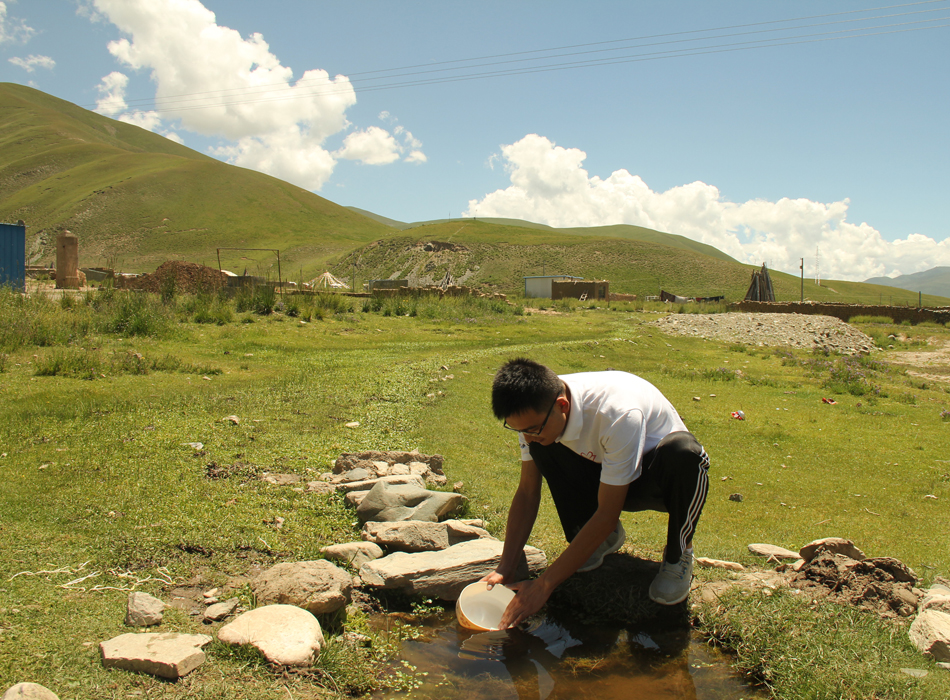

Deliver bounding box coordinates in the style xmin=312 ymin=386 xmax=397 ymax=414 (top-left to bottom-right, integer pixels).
xmin=527 ymin=431 xmax=710 ymax=564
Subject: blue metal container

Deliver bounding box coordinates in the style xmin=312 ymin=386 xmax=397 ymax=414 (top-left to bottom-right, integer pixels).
xmin=0 ymin=222 xmax=26 ymax=291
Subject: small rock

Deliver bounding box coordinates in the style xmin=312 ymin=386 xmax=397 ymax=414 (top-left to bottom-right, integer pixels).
xmin=203 ymin=588 xmax=219 ymax=599
xmin=125 ymin=592 xmax=165 ymax=627
xmin=203 ymin=598 xmax=239 ymax=623
xmin=222 ymin=415 xmax=240 ymax=425
xmin=345 ymin=421 xmax=360 ymax=428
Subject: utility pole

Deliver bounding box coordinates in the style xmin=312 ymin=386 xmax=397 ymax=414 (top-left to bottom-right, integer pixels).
xmin=800 ymin=258 xmax=804 ymax=302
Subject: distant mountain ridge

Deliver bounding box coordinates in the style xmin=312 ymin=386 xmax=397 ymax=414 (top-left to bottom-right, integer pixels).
xmin=864 ymin=267 xmax=950 ymax=299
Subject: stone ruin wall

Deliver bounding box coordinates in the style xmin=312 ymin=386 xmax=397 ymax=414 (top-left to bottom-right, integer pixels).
xmin=732 ymin=301 xmax=950 ymax=325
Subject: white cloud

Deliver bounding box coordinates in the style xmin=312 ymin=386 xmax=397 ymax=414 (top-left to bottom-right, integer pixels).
xmin=335 ymin=126 xmax=401 ymax=165
xmin=8 ymin=54 xmax=54 ymax=72
xmin=95 ymin=71 xmax=128 ymax=116
xmin=119 ymin=109 xmax=162 ymax=131
xmin=0 ymin=2 xmax=35 ymax=44
xmin=405 ymin=150 xmax=427 ymax=164
xmin=89 ymin=0 xmax=423 ymax=190
xmin=465 ymin=134 xmax=950 ymax=281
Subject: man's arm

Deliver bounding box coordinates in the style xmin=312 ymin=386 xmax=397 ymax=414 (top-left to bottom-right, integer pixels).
xmin=497 ymin=481 xmax=628 ymax=628
xmin=481 ymin=459 xmax=542 ymax=587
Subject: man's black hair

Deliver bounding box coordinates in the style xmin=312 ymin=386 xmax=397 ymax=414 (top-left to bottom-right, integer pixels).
xmin=491 ymin=358 xmax=562 ymax=420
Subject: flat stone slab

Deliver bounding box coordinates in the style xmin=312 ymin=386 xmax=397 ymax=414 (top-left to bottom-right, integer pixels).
xmin=204 ymin=598 xmax=240 ymax=623
xmin=217 ymin=604 xmax=324 ymax=667
xmin=695 ymin=556 xmax=745 ymax=571
xmin=359 ymin=538 xmax=546 ymax=600
xmin=361 ymin=519 xmax=494 ymax=552
xmin=336 ymin=474 xmax=425 ymax=494
xmin=100 ymin=632 xmax=212 ymax=679
xmin=2 ymin=684 xmax=59 ymax=700
xmin=747 ymin=543 xmax=800 ymax=560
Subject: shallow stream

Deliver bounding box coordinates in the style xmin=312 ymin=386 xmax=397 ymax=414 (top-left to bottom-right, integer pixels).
xmin=370 ymin=610 xmax=765 ymax=700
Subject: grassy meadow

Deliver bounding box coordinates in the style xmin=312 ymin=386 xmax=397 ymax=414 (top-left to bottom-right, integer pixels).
xmin=1 ymin=285 xmax=949 ymax=699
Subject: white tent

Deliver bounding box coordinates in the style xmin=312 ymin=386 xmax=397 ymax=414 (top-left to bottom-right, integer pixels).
xmin=309 ymin=271 xmax=347 ymax=289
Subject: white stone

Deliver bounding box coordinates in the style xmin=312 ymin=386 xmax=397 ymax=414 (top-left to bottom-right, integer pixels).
xmin=100 ymin=633 xmax=211 ymax=679
xmin=362 ymin=519 xmax=493 ymax=552
xmin=1 ymin=683 xmax=59 ymax=700
xmin=335 ymin=474 xmax=425 ymax=494
xmin=217 ymin=605 xmax=324 ymax=667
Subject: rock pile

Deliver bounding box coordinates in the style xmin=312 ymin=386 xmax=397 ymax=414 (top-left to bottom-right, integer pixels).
xmin=697 ymin=536 xmax=950 ymax=670
xmin=116 ymin=261 xmax=228 ymax=294
xmin=4 ymin=449 xmax=546 ymax=691
xmin=650 ymin=312 xmax=877 ymax=354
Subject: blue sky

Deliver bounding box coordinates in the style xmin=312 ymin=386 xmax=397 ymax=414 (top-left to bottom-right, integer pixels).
xmin=1 ymin=0 xmax=948 ymax=281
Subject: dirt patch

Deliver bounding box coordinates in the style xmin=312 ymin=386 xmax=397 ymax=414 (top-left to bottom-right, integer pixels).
xmin=118 ymin=261 xmax=228 ymax=295
xmin=784 ymin=552 xmax=920 ymax=619
xmin=887 ymin=337 xmax=950 ymax=384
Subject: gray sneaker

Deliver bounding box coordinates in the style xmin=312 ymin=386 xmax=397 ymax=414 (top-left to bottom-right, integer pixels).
xmin=649 ymin=548 xmax=694 ymax=605
xmin=577 ymin=521 xmax=626 ymax=573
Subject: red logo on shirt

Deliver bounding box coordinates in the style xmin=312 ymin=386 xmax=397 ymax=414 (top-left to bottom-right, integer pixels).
xmin=582 ymin=451 xmax=596 ymax=460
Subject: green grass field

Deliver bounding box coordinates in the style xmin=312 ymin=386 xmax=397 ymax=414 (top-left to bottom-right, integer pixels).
xmin=1 ymin=286 xmax=948 ymax=699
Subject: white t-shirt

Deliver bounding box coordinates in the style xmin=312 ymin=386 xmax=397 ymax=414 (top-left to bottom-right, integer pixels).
xmin=518 ymin=371 xmax=687 ymax=486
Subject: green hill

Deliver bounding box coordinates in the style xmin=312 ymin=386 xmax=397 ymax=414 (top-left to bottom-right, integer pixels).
xmin=865 ymin=267 xmax=950 ymax=299
xmin=2 ymin=83 xmax=947 ymax=306
xmin=326 ymin=221 xmax=950 ymax=305
xmin=0 ymin=83 xmax=396 ymax=275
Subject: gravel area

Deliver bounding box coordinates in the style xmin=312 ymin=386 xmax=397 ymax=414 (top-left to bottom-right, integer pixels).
xmin=649 ymin=312 xmax=877 ymax=355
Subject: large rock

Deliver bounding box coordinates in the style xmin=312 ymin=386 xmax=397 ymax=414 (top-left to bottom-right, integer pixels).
xmin=336 ymin=474 xmax=425 ymax=494
xmin=217 ymin=604 xmax=324 ymax=667
xmin=321 ymin=542 xmax=384 ymax=568
xmin=100 ymin=633 xmax=211 ymax=679
xmin=362 ymin=519 xmax=494 ymax=552
xmin=252 ymin=560 xmax=352 ymax=615
xmin=909 ymin=609 xmax=950 ymax=662
xmin=2 ymin=684 xmax=59 ymax=700
xmin=125 ymin=591 xmax=165 ymax=627
xmin=799 ymin=537 xmax=865 ymax=563
xmin=359 ymin=538 xmax=546 ymax=600
xmin=355 ymin=480 xmax=465 ymax=523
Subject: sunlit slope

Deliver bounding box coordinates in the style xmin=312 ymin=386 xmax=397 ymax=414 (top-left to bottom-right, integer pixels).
xmin=329 ymin=220 xmax=950 ymax=304
xmin=0 ymin=83 xmax=395 ymax=273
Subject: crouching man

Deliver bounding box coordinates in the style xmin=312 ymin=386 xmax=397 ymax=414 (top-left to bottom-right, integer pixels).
xmin=482 ymin=358 xmax=710 ymax=628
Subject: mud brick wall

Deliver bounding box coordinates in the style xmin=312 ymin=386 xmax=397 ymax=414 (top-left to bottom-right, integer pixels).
xmin=731 ymin=301 xmax=950 ymax=325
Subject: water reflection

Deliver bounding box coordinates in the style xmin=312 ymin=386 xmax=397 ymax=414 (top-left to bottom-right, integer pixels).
xmin=371 ymin=611 xmax=763 ymax=700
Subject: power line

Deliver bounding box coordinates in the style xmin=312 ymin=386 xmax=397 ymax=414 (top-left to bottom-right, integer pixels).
xmin=86 ymin=2 xmax=950 ymax=114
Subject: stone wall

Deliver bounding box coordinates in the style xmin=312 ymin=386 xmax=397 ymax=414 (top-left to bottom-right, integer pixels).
xmin=731 ymin=301 xmax=950 ymax=325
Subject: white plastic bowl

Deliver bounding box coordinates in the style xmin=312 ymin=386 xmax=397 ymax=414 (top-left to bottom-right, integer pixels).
xmin=456 ymin=581 xmax=515 ymax=631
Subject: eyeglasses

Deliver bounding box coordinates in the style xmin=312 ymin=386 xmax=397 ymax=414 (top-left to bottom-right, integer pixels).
xmin=503 ymin=397 xmax=559 ymax=436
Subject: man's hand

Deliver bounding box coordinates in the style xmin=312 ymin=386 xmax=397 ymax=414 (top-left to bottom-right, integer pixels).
xmin=479 ymin=570 xmax=507 ymax=590
xmin=497 ymin=578 xmax=552 ymax=629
